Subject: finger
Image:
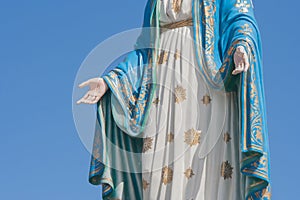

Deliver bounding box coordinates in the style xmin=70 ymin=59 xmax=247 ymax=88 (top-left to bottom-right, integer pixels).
xmin=76 ymin=98 xmax=85 ymax=105
xmin=244 ymin=62 xmax=250 ymax=72
xmin=87 ymin=94 xmax=94 ymax=101
xmin=232 ymin=69 xmax=240 ymax=75
xmin=82 ymin=100 xmax=90 ymax=104
xmin=90 ymin=95 xmax=97 ymax=102
xmin=241 ymin=62 xmax=245 ymax=70
xmin=91 ymin=100 xmax=99 ymax=104
xmin=91 ymin=97 xmax=101 ymax=104
xmin=86 ymin=94 xmax=97 ymax=104
xmin=83 ymin=98 xmax=93 ymax=104
xmin=238 ymin=63 xmax=243 ymax=69
xmin=87 ymin=100 xmax=93 ymax=104
xmin=77 ymin=93 xmax=90 ymax=104
xmin=78 ymin=80 xmax=90 ymax=88
xmin=232 ymin=66 xmax=243 ymax=75
xmin=87 ymin=97 xmax=98 ymax=104
xmin=82 ymin=93 xmax=89 ymax=100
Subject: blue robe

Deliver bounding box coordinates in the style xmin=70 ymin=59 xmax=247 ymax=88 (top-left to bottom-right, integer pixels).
xmin=89 ymin=0 xmax=271 ymax=199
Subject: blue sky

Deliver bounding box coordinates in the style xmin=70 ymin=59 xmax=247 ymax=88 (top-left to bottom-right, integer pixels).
xmin=0 ymin=0 xmax=299 ymax=199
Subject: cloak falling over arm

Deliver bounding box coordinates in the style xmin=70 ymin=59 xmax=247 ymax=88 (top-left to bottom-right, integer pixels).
xmin=192 ymin=0 xmax=271 ymax=199
xmin=88 ymin=1 xmax=158 ymax=199
xmin=221 ymin=1 xmax=272 ymax=199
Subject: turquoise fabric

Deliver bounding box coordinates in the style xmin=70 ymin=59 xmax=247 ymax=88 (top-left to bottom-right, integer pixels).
xmin=89 ymin=91 xmax=143 ymax=199
xmin=89 ymin=0 xmax=271 ymax=199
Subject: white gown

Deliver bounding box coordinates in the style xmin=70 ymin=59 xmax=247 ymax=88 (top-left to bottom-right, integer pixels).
xmin=141 ymin=0 xmax=245 ymax=199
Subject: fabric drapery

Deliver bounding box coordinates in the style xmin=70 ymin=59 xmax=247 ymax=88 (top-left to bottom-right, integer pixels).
xmin=88 ymin=0 xmax=271 ymax=199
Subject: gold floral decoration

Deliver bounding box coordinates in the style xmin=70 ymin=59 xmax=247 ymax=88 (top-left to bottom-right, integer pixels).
xmin=184 ymin=128 xmax=201 ymax=146
xmin=184 ymin=167 xmax=195 ymax=179
xmin=235 ymin=0 xmax=251 ymax=13
xmin=174 ymin=85 xmax=187 ymax=103
xmin=152 ymin=97 xmax=160 ymax=105
xmin=143 ymin=137 xmax=153 ymax=153
xmin=201 ymin=94 xmax=212 ymax=105
xmin=221 ymin=161 xmax=233 ymax=180
xmin=238 ymin=23 xmax=253 ymax=36
xmin=174 ymin=49 xmax=181 ymax=60
xmin=167 ymin=132 xmax=174 ymax=143
xmin=161 ymin=166 xmax=173 ymax=185
xmin=223 ymin=132 xmax=232 ymax=143
xmin=143 ymin=178 xmax=150 ymax=190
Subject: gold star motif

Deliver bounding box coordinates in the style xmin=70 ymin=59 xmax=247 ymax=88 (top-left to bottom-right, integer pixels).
xmin=201 ymin=94 xmax=212 ymax=105
xmin=143 ymin=137 xmax=153 ymax=153
xmin=152 ymin=97 xmax=160 ymax=105
xmin=142 ymin=178 xmax=150 ymax=190
xmin=221 ymin=161 xmax=233 ymax=180
xmin=184 ymin=167 xmax=195 ymax=179
xmin=223 ymin=132 xmax=232 ymax=143
xmin=184 ymin=128 xmax=201 ymax=146
xmin=161 ymin=166 xmax=173 ymax=185
xmin=167 ymin=132 xmax=174 ymax=143
xmin=174 ymin=85 xmax=187 ymax=103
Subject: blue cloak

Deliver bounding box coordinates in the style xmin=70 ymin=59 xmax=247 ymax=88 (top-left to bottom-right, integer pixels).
xmin=89 ymin=0 xmax=271 ymax=199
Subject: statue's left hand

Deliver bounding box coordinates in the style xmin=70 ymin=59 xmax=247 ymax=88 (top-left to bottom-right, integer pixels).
xmin=232 ymin=46 xmax=250 ymax=75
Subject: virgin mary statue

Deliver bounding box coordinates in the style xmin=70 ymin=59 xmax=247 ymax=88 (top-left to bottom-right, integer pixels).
xmin=77 ymin=0 xmax=271 ymax=199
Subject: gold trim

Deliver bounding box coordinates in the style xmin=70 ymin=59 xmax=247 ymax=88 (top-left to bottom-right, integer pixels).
xmin=160 ymin=18 xmax=193 ymax=33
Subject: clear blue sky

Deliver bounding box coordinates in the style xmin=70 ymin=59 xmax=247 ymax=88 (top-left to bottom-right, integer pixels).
xmin=0 ymin=1 xmax=299 ymax=199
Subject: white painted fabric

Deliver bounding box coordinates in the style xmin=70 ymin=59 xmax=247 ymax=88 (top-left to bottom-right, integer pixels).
xmin=142 ymin=1 xmax=245 ymax=199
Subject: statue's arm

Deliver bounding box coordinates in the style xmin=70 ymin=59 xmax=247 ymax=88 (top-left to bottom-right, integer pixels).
xmin=77 ymin=1 xmax=152 ymax=105
xmin=219 ymin=0 xmax=259 ymax=75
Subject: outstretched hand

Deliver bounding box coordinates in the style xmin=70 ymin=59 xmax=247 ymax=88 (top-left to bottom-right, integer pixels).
xmin=76 ymin=77 xmax=108 ymax=105
xmin=232 ymin=46 xmax=250 ymax=75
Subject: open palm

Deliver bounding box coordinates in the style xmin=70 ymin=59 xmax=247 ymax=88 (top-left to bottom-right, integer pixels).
xmin=232 ymin=45 xmax=250 ymax=75
xmin=76 ymin=77 xmax=108 ymax=104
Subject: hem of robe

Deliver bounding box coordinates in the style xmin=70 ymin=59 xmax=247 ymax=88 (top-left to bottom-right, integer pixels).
xmin=88 ymin=91 xmax=143 ymax=200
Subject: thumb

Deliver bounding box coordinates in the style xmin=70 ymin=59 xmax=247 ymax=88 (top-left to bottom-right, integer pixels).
xmin=78 ymin=80 xmax=90 ymax=88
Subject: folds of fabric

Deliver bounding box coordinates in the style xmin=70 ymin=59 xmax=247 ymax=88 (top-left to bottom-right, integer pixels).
xmin=191 ymin=0 xmax=271 ymax=199
xmin=89 ymin=91 xmax=143 ymax=199
xmin=88 ymin=0 xmax=271 ymax=199
xmin=88 ymin=1 xmax=159 ymax=199
xmin=89 ymin=45 xmax=158 ymax=199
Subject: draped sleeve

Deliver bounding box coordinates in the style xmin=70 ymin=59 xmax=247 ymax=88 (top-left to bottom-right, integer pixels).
xmin=100 ymin=0 xmax=156 ymax=137
xmin=191 ymin=0 xmax=272 ymax=198
xmin=88 ymin=1 xmax=158 ymax=199
xmin=218 ymin=0 xmax=272 ymax=199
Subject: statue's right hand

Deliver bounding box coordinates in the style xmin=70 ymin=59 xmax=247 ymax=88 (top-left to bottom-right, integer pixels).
xmin=232 ymin=46 xmax=249 ymax=75
xmin=76 ymin=77 xmax=108 ymax=105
